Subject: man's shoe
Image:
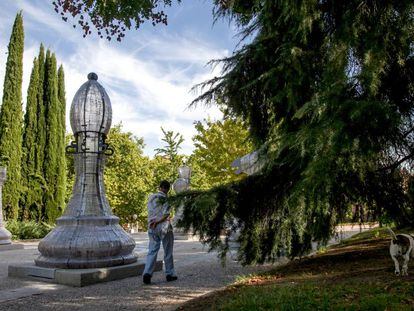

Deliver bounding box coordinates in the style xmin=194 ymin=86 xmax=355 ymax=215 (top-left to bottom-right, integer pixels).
xmin=143 ymin=273 xmax=151 ymax=284
xmin=166 ymin=275 xmax=178 ymax=282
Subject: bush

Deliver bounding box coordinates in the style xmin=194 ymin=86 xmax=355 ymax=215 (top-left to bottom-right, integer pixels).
xmin=5 ymin=220 xmax=54 ymax=240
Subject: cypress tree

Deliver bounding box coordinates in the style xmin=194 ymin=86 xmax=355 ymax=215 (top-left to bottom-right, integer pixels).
xmin=43 ymin=52 xmax=60 ymax=223
xmin=36 ymin=45 xmax=47 ymax=220
xmin=0 ymin=12 xmax=24 ymax=220
xmin=56 ymin=65 xmax=66 ymax=211
xmin=21 ymin=58 xmax=43 ymax=220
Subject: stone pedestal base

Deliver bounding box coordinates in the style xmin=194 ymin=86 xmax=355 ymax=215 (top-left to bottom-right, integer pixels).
xmin=0 ymin=243 xmax=24 ymax=251
xmin=36 ymin=216 xmax=137 ymax=269
xmin=0 ymin=226 xmax=12 ymax=245
xmin=8 ymin=260 xmax=162 ymax=287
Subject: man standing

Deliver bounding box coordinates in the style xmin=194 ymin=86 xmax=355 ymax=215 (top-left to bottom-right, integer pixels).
xmin=142 ymin=180 xmax=177 ymax=284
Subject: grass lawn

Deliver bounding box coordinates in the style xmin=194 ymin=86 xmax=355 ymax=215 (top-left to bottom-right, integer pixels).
xmin=179 ymin=228 xmax=414 ymax=311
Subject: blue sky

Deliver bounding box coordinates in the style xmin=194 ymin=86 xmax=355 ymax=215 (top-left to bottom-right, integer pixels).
xmin=0 ymin=0 xmax=239 ymax=156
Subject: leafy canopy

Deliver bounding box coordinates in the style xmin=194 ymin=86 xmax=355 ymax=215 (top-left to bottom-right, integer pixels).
xmin=104 ymin=124 xmax=153 ymax=227
xmin=189 ymin=117 xmax=253 ymax=190
xmin=154 ymin=127 xmax=184 ymax=162
xmin=153 ymin=127 xmax=185 ymax=184
xmin=53 ymin=0 xmax=181 ymax=41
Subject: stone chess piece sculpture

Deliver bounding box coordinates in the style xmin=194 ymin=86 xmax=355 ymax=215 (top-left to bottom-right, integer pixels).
xmin=0 ymin=167 xmax=12 ymax=245
xmin=35 ymin=73 xmax=137 ymax=269
xmin=172 ymin=166 xmax=191 ymax=239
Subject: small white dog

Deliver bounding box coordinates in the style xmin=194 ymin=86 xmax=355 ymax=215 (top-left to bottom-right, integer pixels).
xmin=388 ymin=228 xmax=414 ymax=276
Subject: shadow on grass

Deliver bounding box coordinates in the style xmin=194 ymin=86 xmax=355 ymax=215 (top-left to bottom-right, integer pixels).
xmin=178 ymin=227 xmax=414 ymax=311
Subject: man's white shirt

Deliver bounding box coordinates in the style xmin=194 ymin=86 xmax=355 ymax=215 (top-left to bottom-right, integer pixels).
xmin=147 ymin=191 xmax=172 ymax=236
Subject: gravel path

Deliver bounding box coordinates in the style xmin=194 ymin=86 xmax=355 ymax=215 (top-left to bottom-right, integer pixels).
xmin=0 ymin=236 xmax=275 ymax=311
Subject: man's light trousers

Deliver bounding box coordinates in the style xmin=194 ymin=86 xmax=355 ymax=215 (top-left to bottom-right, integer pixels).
xmin=143 ymin=224 xmax=176 ymax=277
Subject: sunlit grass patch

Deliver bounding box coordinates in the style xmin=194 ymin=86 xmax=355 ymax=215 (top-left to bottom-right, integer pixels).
xmin=214 ymin=279 xmax=414 ymax=311
xmin=335 ymin=227 xmax=389 ymax=246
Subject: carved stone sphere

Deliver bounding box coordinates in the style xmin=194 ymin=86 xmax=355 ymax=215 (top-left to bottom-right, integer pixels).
xmin=70 ymin=73 xmax=112 ymax=135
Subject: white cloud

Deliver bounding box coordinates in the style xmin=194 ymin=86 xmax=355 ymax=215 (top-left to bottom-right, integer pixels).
xmin=0 ymin=0 xmax=229 ymax=157
xmin=59 ymin=35 xmax=226 ymax=156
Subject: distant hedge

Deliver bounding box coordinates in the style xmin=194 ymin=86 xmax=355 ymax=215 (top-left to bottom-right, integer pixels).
xmin=5 ymin=220 xmax=53 ymax=240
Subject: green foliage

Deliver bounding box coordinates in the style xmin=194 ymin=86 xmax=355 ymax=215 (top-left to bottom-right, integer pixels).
xmin=53 ymin=0 xmax=181 ymax=41
xmin=153 ymin=127 xmax=185 ymax=184
xmin=64 ymin=133 xmax=75 ymax=204
xmin=0 ymin=15 xmax=66 ymax=223
xmin=172 ymin=1 xmax=414 ymax=264
xmin=5 ymin=220 xmax=53 ymax=240
xmin=0 ymin=12 xmax=24 ymax=220
xmin=21 ymin=57 xmax=43 ymax=220
xmin=172 ymin=173 xmax=303 ymax=264
xmin=154 ymin=127 xmax=184 ymax=162
xmin=33 ymin=44 xmax=48 ymax=220
xmin=189 ymin=118 xmax=253 ymax=190
xmin=36 ymin=45 xmax=46 ymax=181
xmin=201 ymin=281 xmax=414 ymax=311
xmin=43 ymin=52 xmax=62 ymax=223
xmin=56 ymin=65 xmax=67 ymax=212
xmin=18 ymin=44 xmax=66 ymax=222
xmin=104 ymin=124 xmax=153 ymax=227
xmin=150 ymin=155 xmax=172 ymax=188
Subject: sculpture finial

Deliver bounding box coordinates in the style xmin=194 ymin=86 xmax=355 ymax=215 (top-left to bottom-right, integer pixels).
xmin=87 ymin=72 xmax=98 ymax=80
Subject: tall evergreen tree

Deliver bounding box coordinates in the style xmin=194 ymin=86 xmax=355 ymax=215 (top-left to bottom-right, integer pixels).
xmin=21 ymin=58 xmax=43 ymax=220
xmin=56 ymin=65 xmax=66 ymax=212
xmin=43 ymin=52 xmax=60 ymax=223
xmin=172 ymin=1 xmax=414 ymax=264
xmin=0 ymin=12 xmax=24 ymax=220
xmin=36 ymin=44 xmax=47 ymax=220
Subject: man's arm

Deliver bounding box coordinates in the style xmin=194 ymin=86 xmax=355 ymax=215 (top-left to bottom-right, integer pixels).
xmin=149 ymin=214 xmax=169 ymax=229
xmin=149 ymin=197 xmax=171 ymax=229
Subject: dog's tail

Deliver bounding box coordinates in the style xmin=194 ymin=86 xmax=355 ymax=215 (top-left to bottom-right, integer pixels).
xmin=387 ymin=227 xmax=398 ymax=241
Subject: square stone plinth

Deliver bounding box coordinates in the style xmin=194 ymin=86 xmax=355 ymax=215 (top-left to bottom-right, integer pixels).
xmin=0 ymin=243 xmax=24 ymax=251
xmin=8 ymin=260 xmax=162 ymax=287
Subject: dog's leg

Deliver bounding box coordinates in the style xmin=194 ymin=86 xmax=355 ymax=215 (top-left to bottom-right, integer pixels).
xmin=391 ymin=255 xmax=400 ymax=275
xmin=402 ymin=245 xmax=413 ymax=276
xmin=390 ymin=243 xmax=401 ymax=276
xmin=401 ymin=253 xmax=409 ymax=276
xmin=410 ymin=237 xmax=414 ymax=258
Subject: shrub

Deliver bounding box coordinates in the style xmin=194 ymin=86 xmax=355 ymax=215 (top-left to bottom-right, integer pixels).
xmin=5 ymin=220 xmax=54 ymax=240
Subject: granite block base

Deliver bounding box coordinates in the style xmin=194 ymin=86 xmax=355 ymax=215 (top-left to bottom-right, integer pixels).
xmin=8 ymin=260 xmax=162 ymax=287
